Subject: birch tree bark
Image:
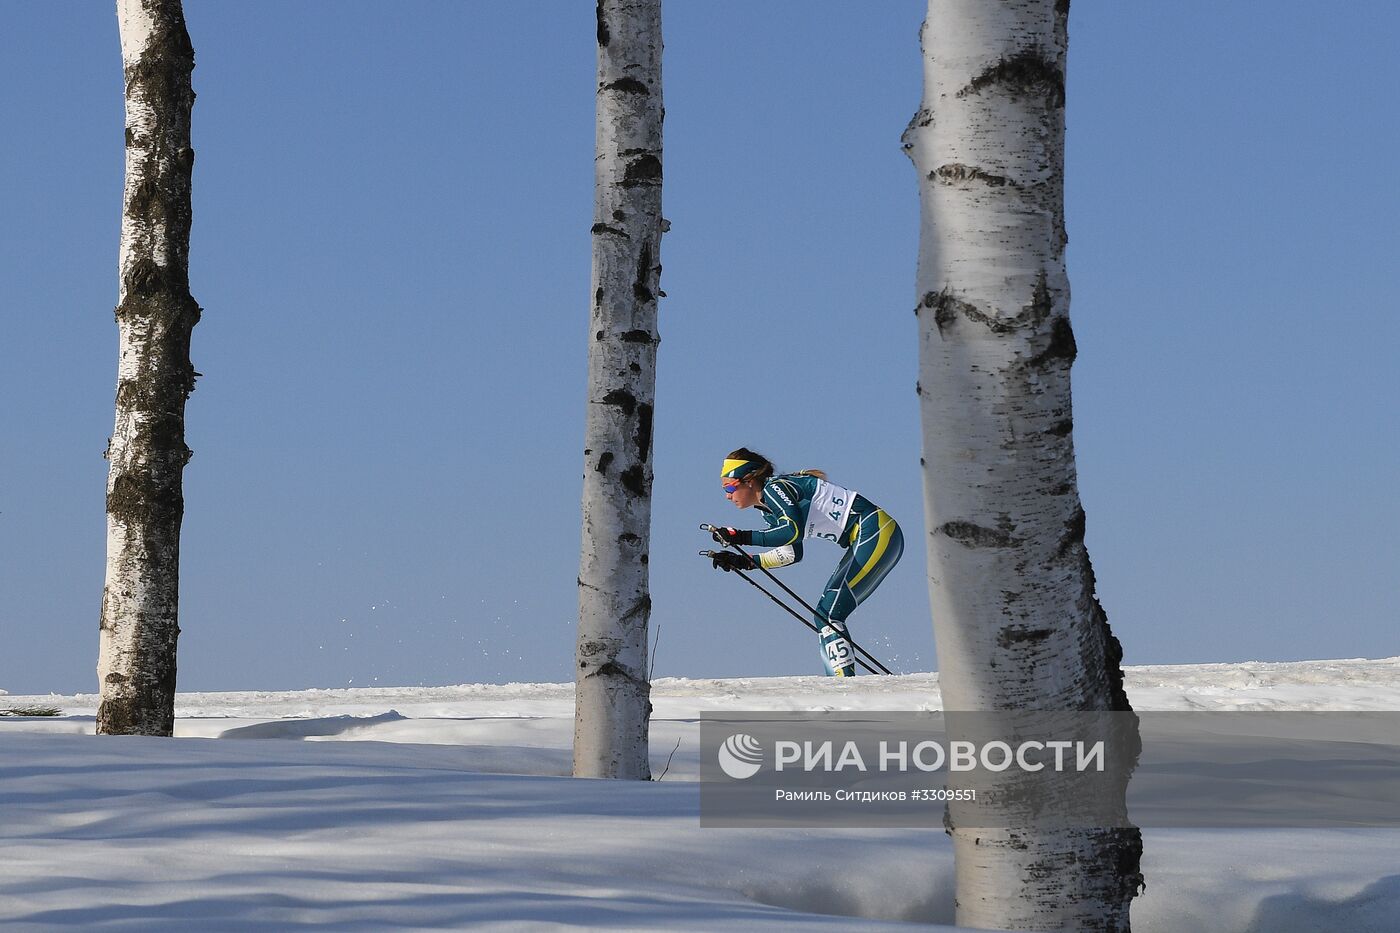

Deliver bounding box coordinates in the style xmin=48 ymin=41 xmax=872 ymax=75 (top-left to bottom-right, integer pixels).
xmin=573 ymin=0 xmax=664 ymax=780
xmin=904 ymin=1 xmax=1143 ymax=928
xmin=97 ymin=0 xmax=201 ymax=736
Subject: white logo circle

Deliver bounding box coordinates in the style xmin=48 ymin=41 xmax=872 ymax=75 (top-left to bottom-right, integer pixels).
xmin=717 ymin=733 xmax=764 ymax=779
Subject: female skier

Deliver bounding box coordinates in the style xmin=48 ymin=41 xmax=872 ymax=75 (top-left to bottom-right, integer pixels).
xmin=710 ymin=447 xmax=903 ymax=676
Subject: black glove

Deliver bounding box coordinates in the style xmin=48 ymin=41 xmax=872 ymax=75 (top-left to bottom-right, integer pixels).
xmin=711 ymin=551 xmax=755 ymax=573
xmin=714 ymin=526 xmax=748 ymax=546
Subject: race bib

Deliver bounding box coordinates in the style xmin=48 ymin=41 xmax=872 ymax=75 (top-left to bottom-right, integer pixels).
xmin=805 ymin=479 xmax=856 ymax=542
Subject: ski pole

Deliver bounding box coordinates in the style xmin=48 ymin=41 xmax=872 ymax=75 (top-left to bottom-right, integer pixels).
xmin=700 ymin=523 xmax=894 ymax=675
xmin=700 ymin=523 xmax=896 ymax=669
xmin=698 ymin=550 xmax=883 ymax=676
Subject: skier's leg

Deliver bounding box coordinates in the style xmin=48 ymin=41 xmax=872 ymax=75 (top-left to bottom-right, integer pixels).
xmin=845 ymin=510 xmax=904 ymax=607
xmin=814 ymin=510 xmax=905 ymax=677
xmin=815 ymin=552 xmax=858 ymax=677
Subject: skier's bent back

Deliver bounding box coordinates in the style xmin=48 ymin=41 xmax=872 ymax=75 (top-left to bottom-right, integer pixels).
xmin=711 ymin=447 xmax=903 ymax=676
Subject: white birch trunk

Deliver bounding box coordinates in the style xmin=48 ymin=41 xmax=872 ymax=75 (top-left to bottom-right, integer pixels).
xmin=97 ymin=0 xmax=201 ymax=736
xmin=573 ymin=0 xmax=664 ymax=780
xmin=904 ymin=1 xmax=1143 ymax=928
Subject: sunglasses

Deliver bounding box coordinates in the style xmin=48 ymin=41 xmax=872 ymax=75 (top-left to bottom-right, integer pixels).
xmin=722 ymin=481 xmax=741 ymax=494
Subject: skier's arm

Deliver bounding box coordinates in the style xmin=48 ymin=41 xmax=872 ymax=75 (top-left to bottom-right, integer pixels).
xmin=757 ymin=542 xmax=803 ymax=570
xmin=741 ymin=480 xmax=804 ymax=549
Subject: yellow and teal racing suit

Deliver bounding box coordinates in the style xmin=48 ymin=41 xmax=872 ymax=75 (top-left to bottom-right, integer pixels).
xmin=731 ymin=473 xmax=903 ymax=676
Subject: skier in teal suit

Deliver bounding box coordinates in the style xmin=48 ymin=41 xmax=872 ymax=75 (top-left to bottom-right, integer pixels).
xmin=711 ymin=447 xmax=903 ymax=677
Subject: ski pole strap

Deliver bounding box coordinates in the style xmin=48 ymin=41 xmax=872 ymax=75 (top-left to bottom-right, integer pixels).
xmin=700 ymin=523 xmax=894 ymax=675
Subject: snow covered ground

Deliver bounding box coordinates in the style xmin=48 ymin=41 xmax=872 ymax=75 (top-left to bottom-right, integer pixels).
xmin=3 ymin=658 xmax=1398 ymax=930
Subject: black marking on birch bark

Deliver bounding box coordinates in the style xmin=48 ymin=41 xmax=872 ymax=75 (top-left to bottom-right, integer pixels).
xmin=620 ymin=464 xmax=647 ymax=497
xmin=125 ymin=255 xmax=162 ymax=293
xmin=603 ymin=77 xmax=649 ymax=95
xmin=591 ymin=222 xmax=629 ymax=238
xmin=1114 ymin=827 xmax=1148 ymax=901
xmin=959 ymin=47 xmax=1066 ymax=109
xmin=126 ymin=50 xmax=195 ymax=115
xmin=937 ymin=521 xmax=1024 ymax=549
xmin=901 ymin=108 xmax=933 ymax=153
xmin=915 ymin=381 xmax=922 ymax=397
xmin=1075 ymin=539 xmax=1135 ymax=716
xmin=587 ymin=661 xmax=651 ymax=692
xmin=996 ymin=627 xmax=1053 ymax=649
xmin=932 ymin=163 xmax=1011 ymax=187
xmin=1056 ymin=0 xmax=1071 ymax=14
xmin=596 ymin=1 xmax=609 ymax=47
xmin=619 ymin=532 xmax=641 ymax=545
xmin=633 ymin=242 xmax=654 ymax=302
xmin=929 ymin=288 xmax=1019 ymax=337
xmin=114 ymin=362 xmax=200 ymax=411
xmin=620 ymin=594 xmax=651 ymax=622
xmin=620 ymin=154 xmax=662 ymax=188
xmin=596 ymin=451 xmax=614 ymax=474
xmin=613 ymin=209 xmax=626 ymax=221
xmin=1096 ymin=595 xmax=1132 ymax=718
xmin=107 ymin=460 xmax=187 ymax=529
xmin=1079 ymin=536 xmax=1146 ymax=899
xmin=928 ymin=289 xmax=962 ymax=335
xmin=98 ymin=686 xmax=177 ymax=736
xmin=618 ymin=330 xmax=655 ymax=345
xmin=595 ymin=330 xmax=604 ymax=341
xmin=1049 ymin=481 xmax=1074 ymax=496
xmin=578 ymin=638 xmax=611 ymax=657
xmin=1027 ymin=269 xmax=1054 ymax=327
xmin=126 ymin=176 xmax=158 ymax=218
xmin=601 ymin=388 xmax=636 ymax=416
xmin=635 ymin=403 xmax=653 ymax=464
xmin=1027 ymin=316 xmax=1078 ymax=368
xmin=594 ymin=287 xmax=604 ymax=307
xmin=1044 ymin=418 xmax=1073 ymax=437
xmin=1054 ymin=506 xmax=1087 ymax=561
xmin=121 ymin=259 xmax=199 ymax=309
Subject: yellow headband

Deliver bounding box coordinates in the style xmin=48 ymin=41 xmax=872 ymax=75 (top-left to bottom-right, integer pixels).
xmin=721 ymin=458 xmax=753 ymax=480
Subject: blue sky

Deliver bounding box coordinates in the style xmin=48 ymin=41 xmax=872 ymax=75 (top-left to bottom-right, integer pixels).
xmin=2 ymin=2 xmax=1396 ymax=695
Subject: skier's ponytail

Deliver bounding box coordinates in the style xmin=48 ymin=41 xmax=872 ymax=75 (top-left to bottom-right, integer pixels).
xmin=793 ymin=469 xmax=828 ymax=481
